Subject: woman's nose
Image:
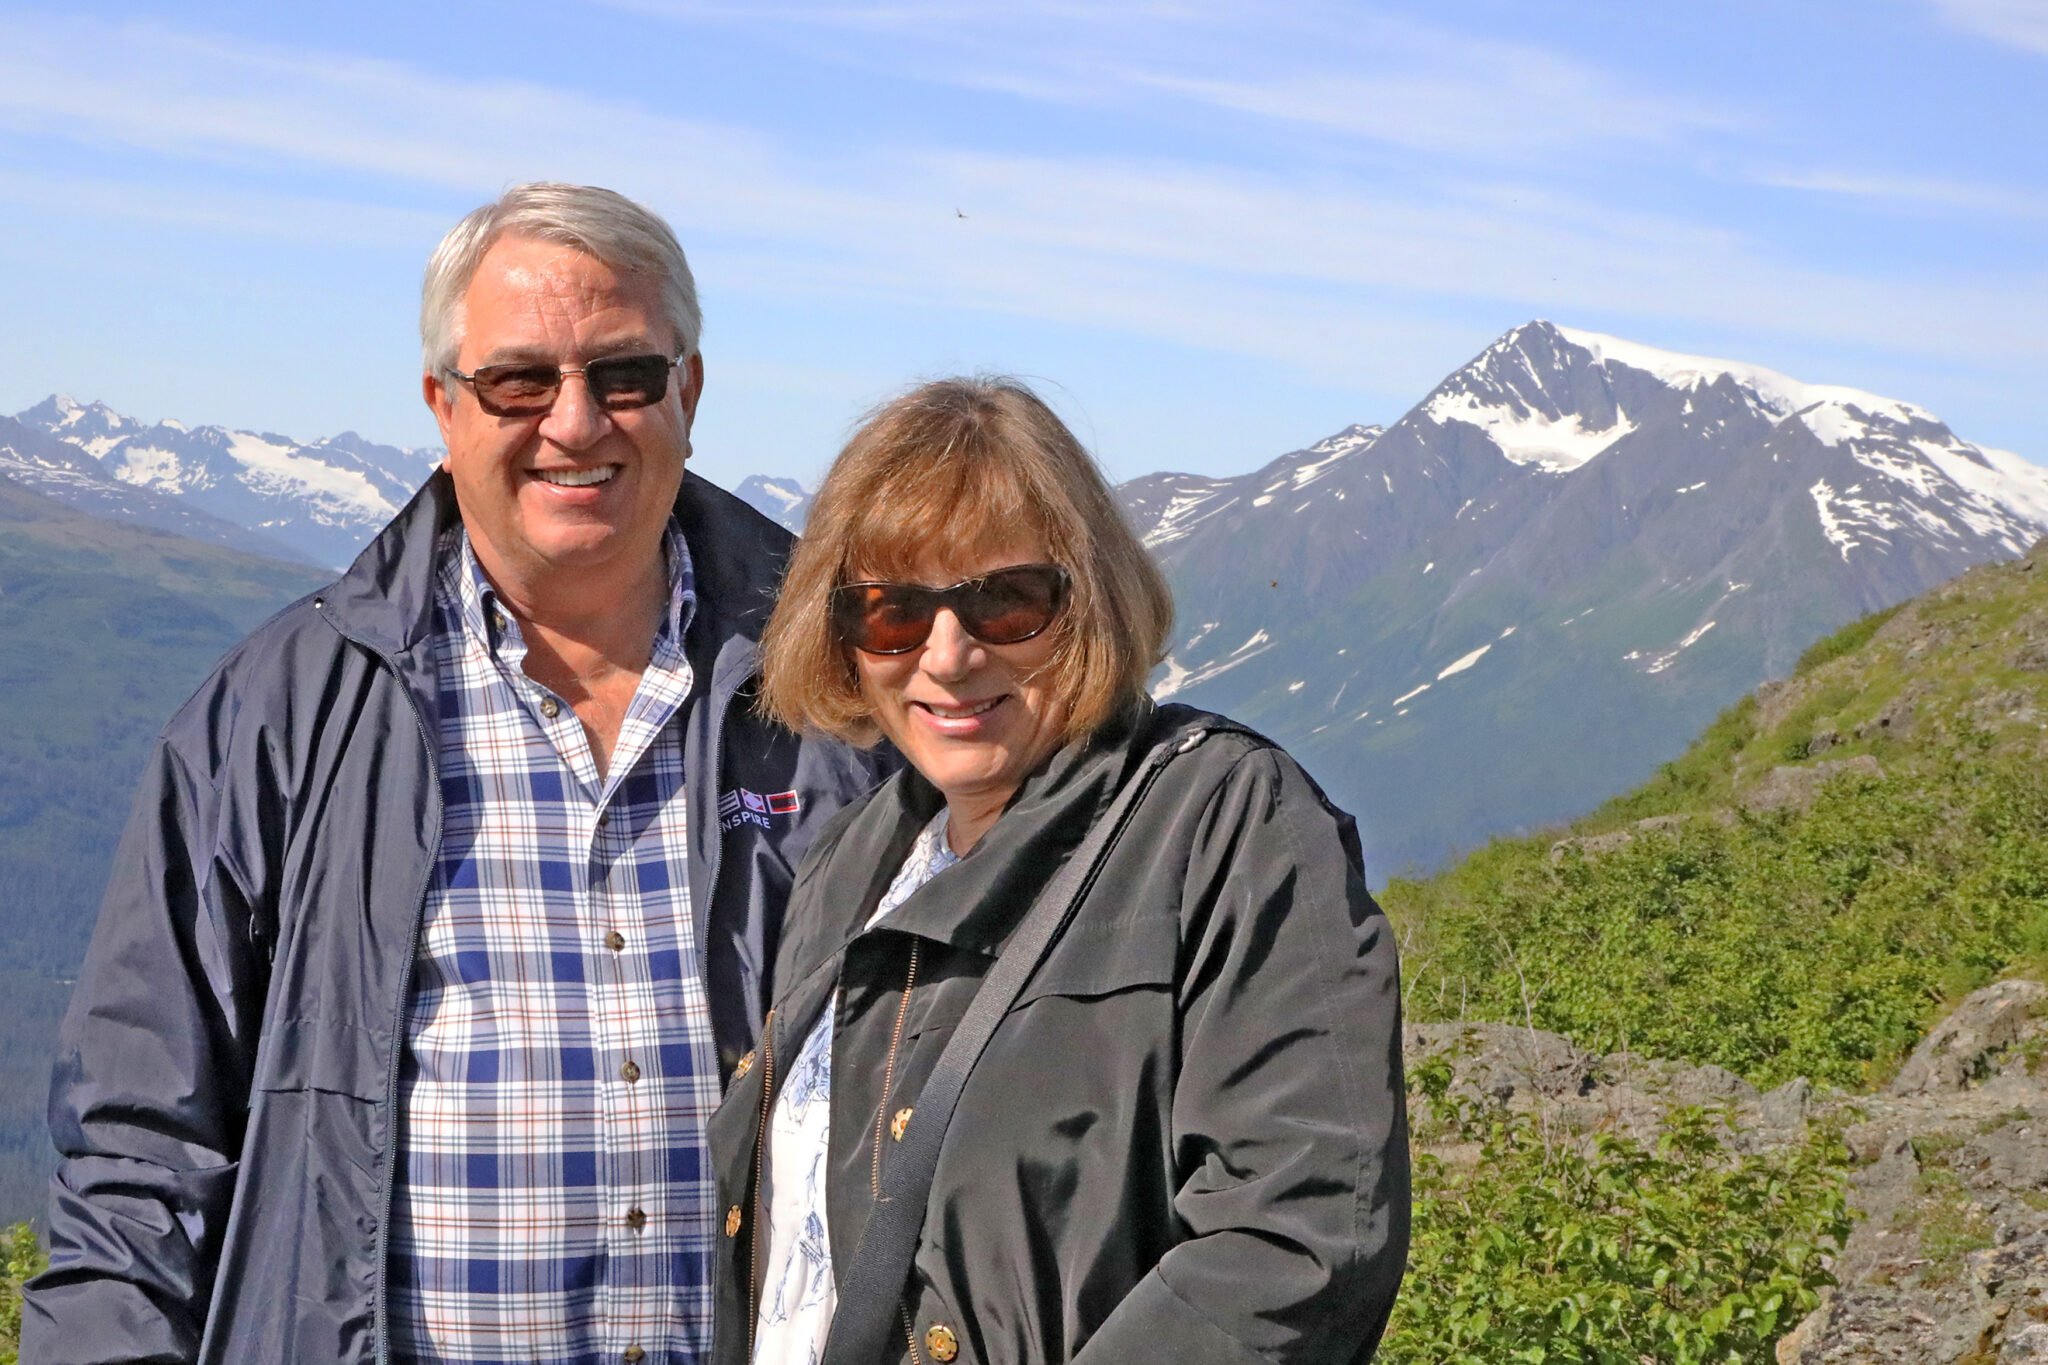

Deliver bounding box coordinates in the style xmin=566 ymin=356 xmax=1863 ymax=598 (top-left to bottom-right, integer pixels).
xmin=918 ymin=609 xmax=982 ymax=680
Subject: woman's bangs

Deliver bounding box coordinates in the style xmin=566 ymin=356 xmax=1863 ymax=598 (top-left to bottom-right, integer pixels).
xmin=845 ymin=454 xmax=1043 ymax=581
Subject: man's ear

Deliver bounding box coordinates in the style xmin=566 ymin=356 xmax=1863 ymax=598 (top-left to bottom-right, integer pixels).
xmin=423 ymin=369 xmax=457 ymax=459
xmin=677 ymin=351 xmax=704 ymax=431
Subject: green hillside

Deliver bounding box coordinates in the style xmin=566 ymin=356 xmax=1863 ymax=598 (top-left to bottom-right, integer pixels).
xmin=0 ymin=478 xmax=327 ymax=1221
xmin=1382 ymin=537 xmax=2048 ymax=1092
xmin=1373 ymin=539 xmax=2048 ymax=1361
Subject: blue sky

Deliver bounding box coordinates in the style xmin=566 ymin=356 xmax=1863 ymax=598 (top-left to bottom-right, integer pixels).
xmin=0 ymin=1 xmax=2042 ymax=490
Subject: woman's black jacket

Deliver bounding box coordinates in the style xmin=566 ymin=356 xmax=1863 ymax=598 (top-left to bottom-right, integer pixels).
xmin=707 ymin=702 xmax=1410 ymax=1364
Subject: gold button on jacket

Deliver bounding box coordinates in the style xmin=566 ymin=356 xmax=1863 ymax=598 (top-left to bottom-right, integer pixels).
xmin=924 ymin=1323 xmax=959 ymax=1361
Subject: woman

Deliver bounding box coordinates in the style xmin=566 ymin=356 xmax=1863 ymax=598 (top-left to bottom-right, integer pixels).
xmin=708 ymin=378 xmax=1408 ymax=1364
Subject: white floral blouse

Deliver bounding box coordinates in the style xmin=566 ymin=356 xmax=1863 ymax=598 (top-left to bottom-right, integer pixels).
xmin=752 ymin=810 xmax=959 ymax=1364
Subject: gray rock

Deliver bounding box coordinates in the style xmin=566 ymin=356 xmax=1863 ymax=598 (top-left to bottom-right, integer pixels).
xmin=1963 ymin=1121 xmax=2048 ymax=1192
xmin=1741 ymin=755 xmax=1886 ymax=813
xmin=1762 ymin=1076 xmax=1815 ymax=1129
xmin=1547 ymin=812 xmax=1692 ymax=863
xmin=2003 ymin=1323 xmax=2048 ymax=1362
xmin=1404 ymin=1021 xmax=1595 ymax=1104
xmin=1891 ymin=980 xmax=2047 ymax=1097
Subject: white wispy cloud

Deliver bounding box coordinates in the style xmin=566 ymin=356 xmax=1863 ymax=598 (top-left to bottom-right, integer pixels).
xmin=594 ymin=0 xmax=1741 ymax=160
xmin=1756 ymin=168 xmax=2048 ymax=220
xmin=1930 ymin=0 xmax=2048 ymax=54
xmin=0 ymin=10 xmax=2039 ymax=391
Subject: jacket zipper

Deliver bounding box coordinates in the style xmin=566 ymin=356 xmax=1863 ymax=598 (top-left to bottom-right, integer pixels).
xmin=320 ymin=615 xmax=441 ymax=1365
xmin=746 ymin=1008 xmax=777 ymax=1358
xmin=876 ymin=939 xmax=922 ymax=1364
xmin=871 ymin=940 xmax=921 ymax=1200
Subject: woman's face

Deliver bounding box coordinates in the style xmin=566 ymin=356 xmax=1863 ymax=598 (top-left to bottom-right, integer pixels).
xmin=852 ymin=535 xmax=1069 ymax=844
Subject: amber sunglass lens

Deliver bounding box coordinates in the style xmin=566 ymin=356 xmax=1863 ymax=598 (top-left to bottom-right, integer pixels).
xmin=836 ymin=584 xmax=936 ymax=654
xmin=960 ymin=567 xmax=1063 ymax=643
xmin=474 ymin=365 xmax=561 ymax=416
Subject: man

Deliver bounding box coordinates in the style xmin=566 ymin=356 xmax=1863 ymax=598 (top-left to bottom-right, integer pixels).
xmin=24 ymin=183 xmax=888 ymax=1364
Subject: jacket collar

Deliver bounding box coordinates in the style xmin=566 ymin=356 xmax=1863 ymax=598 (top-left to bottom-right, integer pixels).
xmin=319 ymin=467 xmax=791 ymax=682
xmin=781 ymin=700 xmax=1171 ymax=979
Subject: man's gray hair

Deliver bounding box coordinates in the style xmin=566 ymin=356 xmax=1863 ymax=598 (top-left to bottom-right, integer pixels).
xmin=420 ymin=182 xmax=702 ymax=375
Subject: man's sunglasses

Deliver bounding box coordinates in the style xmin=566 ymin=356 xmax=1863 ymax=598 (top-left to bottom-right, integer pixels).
xmin=831 ymin=563 xmax=1071 ymax=655
xmin=447 ymin=353 xmax=683 ymax=418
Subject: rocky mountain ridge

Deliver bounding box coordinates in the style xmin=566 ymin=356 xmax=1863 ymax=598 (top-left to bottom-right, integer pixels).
xmin=14 ymin=394 xmax=441 ymax=569
xmin=1131 ymin=321 xmax=2048 ymax=875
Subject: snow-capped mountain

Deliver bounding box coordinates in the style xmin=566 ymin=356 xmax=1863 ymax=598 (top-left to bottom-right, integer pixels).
xmin=15 ymin=397 xmax=441 ymax=570
xmin=0 ymin=414 xmax=316 ymax=562
xmin=732 ymin=474 xmax=811 ymax=532
xmin=1127 ymin=321 xmax=2048 ymax=875
xmin=17 ymin=394 xmax=148 ymax=458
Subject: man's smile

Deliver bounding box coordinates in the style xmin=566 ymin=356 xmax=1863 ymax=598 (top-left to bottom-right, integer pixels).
xmin=532 ymin=465 xmax=618 ymax=487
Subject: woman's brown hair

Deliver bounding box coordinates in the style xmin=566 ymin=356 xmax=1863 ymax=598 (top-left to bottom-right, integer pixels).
xmin=758 ymin=376 xmax=1174 ymax=746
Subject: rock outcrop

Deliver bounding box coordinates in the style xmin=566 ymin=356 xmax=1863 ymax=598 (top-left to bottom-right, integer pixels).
xmin=1776 ymin=979 xmax=2048 ymax=1363
xmin=1407 ymin=978 xmax=2048 ymax=1361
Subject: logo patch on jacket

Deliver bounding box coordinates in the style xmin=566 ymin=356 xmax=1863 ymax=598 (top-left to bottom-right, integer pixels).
xmin=719 ymin=787 xmax=802 ymax=831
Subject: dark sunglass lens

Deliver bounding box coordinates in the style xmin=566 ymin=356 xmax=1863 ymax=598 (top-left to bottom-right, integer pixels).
xmin=835 ymin=584 xmax=936 ymax=654
xmin=588 ymin=355 xmax=671 ymax=410
xmin=961 ymin=566 xmax=1065 ymax=644
xmin=473 ymin=364 xmax=561 ymax=415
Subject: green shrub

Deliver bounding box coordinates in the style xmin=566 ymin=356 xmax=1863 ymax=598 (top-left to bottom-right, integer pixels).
xmin=1795 ymin=604 xmax=1903 ymax=675
xmin=1386 ymin=1090 xmax=1850 ymax=1364
xmin=1 ymin=1222 xmax=43 ymax=1365
xmin=1389 ymin=745 xmax=2048 ymax=1089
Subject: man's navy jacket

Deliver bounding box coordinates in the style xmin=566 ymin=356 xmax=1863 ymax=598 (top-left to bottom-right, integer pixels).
xmin=22 ymin=469 xmax=890 ymax=1364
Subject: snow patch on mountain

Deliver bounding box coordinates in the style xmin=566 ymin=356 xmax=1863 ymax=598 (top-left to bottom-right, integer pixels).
xmin=1424 ymin=389 xmax=1635 ymax=472
xmin=1138 ymin=480 xmax=1237 ymax=548
xmin=1437 ymin=644 xmax=1491 ymax=679
xmin=1288 ymin=424 xmax=1381 ymax=487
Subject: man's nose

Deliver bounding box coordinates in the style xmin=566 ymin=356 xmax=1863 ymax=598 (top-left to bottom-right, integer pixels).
xmin=918 ymin=610 xmax=982 ymax=681
xmin=538 ymin=370 xmax=610 ymax=449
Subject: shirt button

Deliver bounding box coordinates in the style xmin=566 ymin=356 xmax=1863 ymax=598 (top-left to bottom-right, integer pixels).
xmin=540 ymin=697 xmax=561 ymax=719
xmin=620 ymin=1059 xmax=641 ymax=1084
xmin=605 ymin=930 xmax=626 ymax=952
xmin=625 ymin=1206 xmax=646 ymax=1231
xmin=622 ymin=1347 xmax=645 ymax=1364
xmin=925 ymin=1323 xmax=960 ymax=1361
xmin=724 ymin=1205 xmax=743 ymax=1237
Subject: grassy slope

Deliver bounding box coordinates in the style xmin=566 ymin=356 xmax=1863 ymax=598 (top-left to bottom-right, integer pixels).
xmin=1383 ymin=539 xmax=2048 ymax=1090
xmin=1378 ymin=543 xmax=2048 ymax=1360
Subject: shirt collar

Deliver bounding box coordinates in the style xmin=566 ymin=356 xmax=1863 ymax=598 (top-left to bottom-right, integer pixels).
xmin=439 ymin=520 xmax=699 ymax=667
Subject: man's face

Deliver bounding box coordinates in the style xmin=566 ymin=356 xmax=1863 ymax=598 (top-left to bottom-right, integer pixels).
xmin=424 ymin=235 xmax=702 ymax=597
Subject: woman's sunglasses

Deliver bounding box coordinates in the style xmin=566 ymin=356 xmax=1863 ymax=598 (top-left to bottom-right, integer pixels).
xmin=447 ymin=353 xmax=682 ymax=418
xmin=831 ymin=563 xmax=1071 ymax=655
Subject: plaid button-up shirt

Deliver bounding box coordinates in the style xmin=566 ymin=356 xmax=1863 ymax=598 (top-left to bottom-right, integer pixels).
xmin=389 ymin=525 xmax=720 ymax=1365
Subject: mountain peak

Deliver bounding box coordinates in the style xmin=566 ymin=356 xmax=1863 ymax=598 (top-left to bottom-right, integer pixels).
xmin=1420 ymin=321 xmax=1635 ymax=472
xmin=1548 ymin=324 xmax=1929 ymax=427
xmin=1308 ymin=423 xmax=1382 ymax=457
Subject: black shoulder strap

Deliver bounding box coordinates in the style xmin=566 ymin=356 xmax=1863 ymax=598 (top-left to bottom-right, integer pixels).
xmin=821 ymin=724 xmax=1214 ymax=1365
